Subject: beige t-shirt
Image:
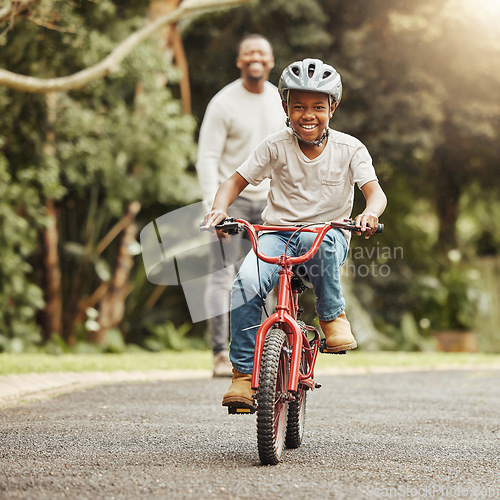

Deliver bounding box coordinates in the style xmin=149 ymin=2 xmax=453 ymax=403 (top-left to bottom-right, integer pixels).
xmin=237 ymin=128 xmax=378 ymax=229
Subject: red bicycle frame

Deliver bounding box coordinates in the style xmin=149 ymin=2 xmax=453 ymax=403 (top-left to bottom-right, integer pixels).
xmin=234 ymin=219 xmax=340 ymax=397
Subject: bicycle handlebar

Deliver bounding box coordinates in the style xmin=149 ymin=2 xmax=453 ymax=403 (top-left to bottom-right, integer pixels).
xmin=200 ymin=217 xmax=383 ymax=235
xmin=200 ymin=218 xmax=384 ymax=267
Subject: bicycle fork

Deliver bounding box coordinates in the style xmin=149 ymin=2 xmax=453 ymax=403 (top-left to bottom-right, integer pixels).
xmin=251 ymin=267 xmax=321 ymax=398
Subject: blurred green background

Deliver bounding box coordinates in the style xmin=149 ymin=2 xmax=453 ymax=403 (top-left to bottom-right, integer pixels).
xmin=1 ymin=0 xmax=499 ymax=356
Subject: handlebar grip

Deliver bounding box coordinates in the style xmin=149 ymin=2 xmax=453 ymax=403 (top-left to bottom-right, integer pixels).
xmin=199 ymin=218 xmax=242 ymax=235
xmin=332 ymin=219 xmax=384 ymax=234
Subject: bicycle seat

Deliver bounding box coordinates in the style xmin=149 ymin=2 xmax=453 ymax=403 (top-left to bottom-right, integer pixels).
xmin=291 ymin=264 xmax=313 ymax=289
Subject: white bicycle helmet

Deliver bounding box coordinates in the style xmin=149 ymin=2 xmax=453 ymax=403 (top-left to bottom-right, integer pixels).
xmin=278 ymin=58 xmax=342 ymax=105
xmin=278 ymin=59 xmax=342 ymax=147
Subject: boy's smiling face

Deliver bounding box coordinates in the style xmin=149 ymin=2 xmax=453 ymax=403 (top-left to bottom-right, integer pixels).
xmin=283 ymin=89 xmax=337 ymax=145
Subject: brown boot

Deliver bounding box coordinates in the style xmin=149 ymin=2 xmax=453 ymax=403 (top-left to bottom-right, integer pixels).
xmin=320 ymin=312 xmax=357 ymax=353
xmin=222 ymin=367 xmax=255 ymax=411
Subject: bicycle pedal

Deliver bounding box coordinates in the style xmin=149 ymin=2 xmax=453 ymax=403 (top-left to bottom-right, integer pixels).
xmin=227 ymin=405 xmax=256 ymax=415
xmin=319 ymin=339 xmax=347 ymax=355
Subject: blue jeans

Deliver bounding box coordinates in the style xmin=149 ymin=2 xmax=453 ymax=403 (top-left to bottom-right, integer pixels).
xmin=229 ymin=228 xmax=348 ymax=374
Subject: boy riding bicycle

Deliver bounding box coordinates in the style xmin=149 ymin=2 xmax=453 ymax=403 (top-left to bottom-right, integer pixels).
xmin=204 ymin=58 xmax=387 ymax=411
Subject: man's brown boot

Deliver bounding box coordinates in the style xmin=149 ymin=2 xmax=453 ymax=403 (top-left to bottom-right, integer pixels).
xmin=320 ymin=312 xmax=357 ymax=353
xmin=222 ymin=367 xmax=255 ymax=411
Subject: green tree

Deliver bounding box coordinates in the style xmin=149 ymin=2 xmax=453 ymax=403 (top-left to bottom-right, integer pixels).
xmin=333 ymin=0 xmax=500 ymax=251
xmin=0 ymin=0 xmax=212 ymax=349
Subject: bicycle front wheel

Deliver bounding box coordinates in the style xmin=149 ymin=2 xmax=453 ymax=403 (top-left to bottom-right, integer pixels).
xmin=257 ymin=328 xmax=289 ymax=465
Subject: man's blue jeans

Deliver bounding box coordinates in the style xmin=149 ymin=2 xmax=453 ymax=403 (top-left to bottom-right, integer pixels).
xmin=229 ymin=228 xmax=348 ymax=374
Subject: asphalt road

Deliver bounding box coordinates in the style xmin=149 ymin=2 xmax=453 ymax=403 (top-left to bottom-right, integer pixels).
xmin=1 ymin=369 xmax=499 ymax=500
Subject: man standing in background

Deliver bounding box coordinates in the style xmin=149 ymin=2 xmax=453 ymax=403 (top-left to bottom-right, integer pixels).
xmin=196 ymin=34 xmax=284 ymax=377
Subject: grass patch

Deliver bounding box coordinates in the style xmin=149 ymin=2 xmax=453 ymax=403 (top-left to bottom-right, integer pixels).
xmin=0 ymin=351 xmax=213 ymax=375
xmin=1 ymin=350 xmax=499 ymax=376
xmin=315 ymin=351 xmax=500 ymax=371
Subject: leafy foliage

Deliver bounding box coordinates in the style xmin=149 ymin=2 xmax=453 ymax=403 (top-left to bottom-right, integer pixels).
xmin=1 ymin=0 xmax=500 ymax=351
xmin=0 ymin=0 xmax=198 ymax=350
xmin=0 ymin=96 xmax=46 ymax=350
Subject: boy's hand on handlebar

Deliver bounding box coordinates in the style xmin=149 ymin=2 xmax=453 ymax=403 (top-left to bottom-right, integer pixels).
xmin=204 ymin=209 xmax=231 ymax=240
xmin=354 ymin=212 xmax=379 ymax=239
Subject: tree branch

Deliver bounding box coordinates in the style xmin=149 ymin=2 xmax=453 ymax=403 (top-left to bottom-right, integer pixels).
xmin=0 ymin=0 xmax=251 ymax=93
xmin=0 ymin=0 xmax=40 ymax=24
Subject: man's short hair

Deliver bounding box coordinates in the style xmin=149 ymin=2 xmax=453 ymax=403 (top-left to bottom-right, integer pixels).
xmin=237 ymin=34 xmax=273 ymax=55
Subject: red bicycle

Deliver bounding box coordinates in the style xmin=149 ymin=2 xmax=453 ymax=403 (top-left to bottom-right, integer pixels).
xmin=208 ymin=218 xmax=383 ymax=465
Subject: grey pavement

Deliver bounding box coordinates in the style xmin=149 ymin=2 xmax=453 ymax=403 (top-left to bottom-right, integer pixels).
xmin=0 ymin=368 xmax=499 ymax=499
xmin=0 ymin=370 xmax=211 ymax=407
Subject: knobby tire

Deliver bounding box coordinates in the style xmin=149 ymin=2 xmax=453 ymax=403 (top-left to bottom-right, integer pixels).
xmin=257 ymin=328 xmax=289 ymax=465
